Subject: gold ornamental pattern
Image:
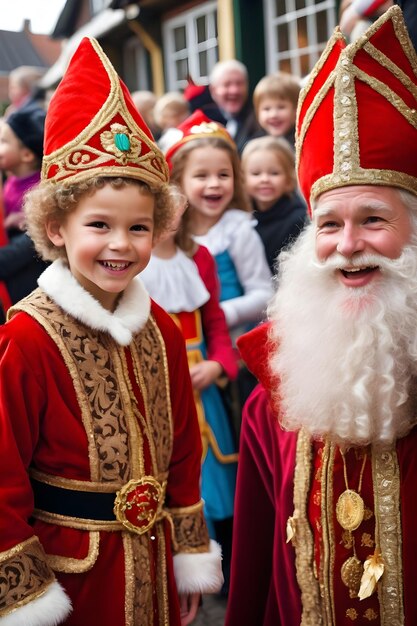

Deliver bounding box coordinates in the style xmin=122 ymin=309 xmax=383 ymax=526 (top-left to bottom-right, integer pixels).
xmin=10 ymin=289 xmax=173 ymax=484
xmin=0 ymin=537 xmax=55 ymax=617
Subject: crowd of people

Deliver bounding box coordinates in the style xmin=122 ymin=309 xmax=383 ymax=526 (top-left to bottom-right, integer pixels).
xmin=0 ymin=3 xmax=417 ymax=625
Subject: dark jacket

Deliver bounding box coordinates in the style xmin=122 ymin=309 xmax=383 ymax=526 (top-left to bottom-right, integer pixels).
xmin=201 ymin=100 xmax=261 ymax=154
xmin=253 ymin=192 xmax=307 ymax=274
xmin=0 ymin=233 xmax=49 ymax=305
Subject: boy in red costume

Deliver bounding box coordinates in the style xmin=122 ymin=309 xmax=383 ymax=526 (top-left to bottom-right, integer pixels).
xmin=0 ymin=37 xmax=222 ymax=626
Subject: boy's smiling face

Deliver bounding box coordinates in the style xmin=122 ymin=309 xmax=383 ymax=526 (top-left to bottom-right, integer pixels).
xmin=46 ymin=183 xmax=155 ymax=311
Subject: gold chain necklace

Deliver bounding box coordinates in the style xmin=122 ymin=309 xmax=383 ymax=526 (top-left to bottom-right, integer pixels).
xmin=336 ymin=448 xmax=368 ymax=598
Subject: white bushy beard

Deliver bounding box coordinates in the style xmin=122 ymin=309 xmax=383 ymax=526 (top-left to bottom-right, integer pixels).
xmin=268 ymin=221 xmax=417 ymax=446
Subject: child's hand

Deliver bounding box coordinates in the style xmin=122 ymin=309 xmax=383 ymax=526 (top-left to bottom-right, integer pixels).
xmin=179 ymin=592 xmax=201 ymax=625
xmin=190 ymin=360 xmax=223 ymax=391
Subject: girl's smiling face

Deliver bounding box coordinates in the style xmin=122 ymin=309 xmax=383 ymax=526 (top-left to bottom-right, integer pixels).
xmin=46 ymin=183 xmax=155 ymax=311
xmin=180 ymin=146 xmax=234 ymax=234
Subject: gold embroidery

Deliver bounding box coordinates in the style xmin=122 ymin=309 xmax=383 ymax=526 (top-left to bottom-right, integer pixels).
xmin=363 ymin=608 xmax=378 ymax=620
xmin=33 ymin=508 xmax=123 ymax=531
xmin=46 ymin=531 xmax=100 ymax=573
xmin=346 ymin=607 xmax=358 ymax=620
xmin=30 ymin=468 xmax=121 ymax=493
xmin=372 ymin=445 xmax=404 ymax=625
xmin=292 ymin=430 xmax=323 ymax=625
xmin=361 ymin=533 xmax=374 ymax=549
xmin=166 ymin=500 xmax=210 ymax=554
xmin=0 ymin=537 xmax=55 ymax=616
xmin=320 ymin=441 xmax=336 ymax=623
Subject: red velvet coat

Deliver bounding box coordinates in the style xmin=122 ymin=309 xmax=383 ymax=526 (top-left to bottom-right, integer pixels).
xmin=0 ymin=261 xmax=222 ymax=626
xmin=226 ymin=323 xmax=417 ymax=626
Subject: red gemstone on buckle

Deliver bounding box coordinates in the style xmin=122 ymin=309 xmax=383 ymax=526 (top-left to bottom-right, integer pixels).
xmin=114 ymin=477 xmax=164 ymax=535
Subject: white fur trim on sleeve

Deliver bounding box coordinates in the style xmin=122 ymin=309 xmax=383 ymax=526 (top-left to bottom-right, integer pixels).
xmin=1 ymin=581 xmax=72 ymax=626
xmin=173 ymin=539 xmax=223 ymax=594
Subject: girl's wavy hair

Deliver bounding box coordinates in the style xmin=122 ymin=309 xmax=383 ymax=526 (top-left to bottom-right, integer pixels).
xmin=24 ymin=176 xmax=182 ymax=262
xmin=169 ymin=136 xmax=251 ymax=254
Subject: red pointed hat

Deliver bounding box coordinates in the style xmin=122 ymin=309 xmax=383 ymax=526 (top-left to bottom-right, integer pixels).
xmin=42 ymin=37 xmax=169 ymax=187
xmin=165 ymin=109 xmax=236 ymax=170
xmin=296 ymin=5 xmax=417 ymax=214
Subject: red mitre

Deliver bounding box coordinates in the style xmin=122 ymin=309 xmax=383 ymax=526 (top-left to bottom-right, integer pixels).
xmin=296 ymin=5 xmax=417 ymax=214
xmin=165 ymin=109 xmax=235 ymax=170
xmin=42 ymin=37 xmax=169 ymax=187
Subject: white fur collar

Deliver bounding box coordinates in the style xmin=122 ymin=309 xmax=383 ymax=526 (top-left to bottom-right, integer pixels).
xmin=38 ymin=259 xmax=151 ymax=346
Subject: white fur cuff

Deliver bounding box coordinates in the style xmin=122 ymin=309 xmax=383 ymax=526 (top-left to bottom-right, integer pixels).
xmin=1 ymin=581 xmax=72 ymax=626
xmin=173 ymin=539 xmax=223 ymax=594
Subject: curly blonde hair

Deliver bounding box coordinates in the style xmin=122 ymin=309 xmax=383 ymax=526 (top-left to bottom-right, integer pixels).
xmin=24 ymin=176 xmax=181 ymax=262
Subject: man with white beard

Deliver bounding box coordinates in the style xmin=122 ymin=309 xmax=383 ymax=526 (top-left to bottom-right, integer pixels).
xmin=226 ymin=6 xmax=417 ymax=626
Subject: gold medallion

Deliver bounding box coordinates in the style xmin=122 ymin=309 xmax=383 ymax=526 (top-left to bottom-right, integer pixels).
xmin=341 ymin=555 xmax=363 ymax=598
xmin=336 ymin=489 xmax=365 ymax=531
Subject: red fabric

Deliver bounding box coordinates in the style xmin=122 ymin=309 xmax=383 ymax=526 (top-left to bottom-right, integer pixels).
xmin=236 ymin=322 xmax=278 ymax=400
xmin=193 ymin=245 xmax=238 ymax=380
xmin=297 ymin=9 xmax=417 ymax=213
xmin=0 ymin=302 xmax=202 ymax=624
xmin=225 ymin=386 xmax=300 ymax=626
xmin=227 ymin=377 xmax=417 ymax=625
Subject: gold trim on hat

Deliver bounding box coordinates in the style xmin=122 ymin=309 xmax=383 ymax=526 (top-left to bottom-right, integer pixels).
xmin=296 ymin=6 xmax=417 ymax=206
xmin=42 ymin=38 xmax=169 ymax=187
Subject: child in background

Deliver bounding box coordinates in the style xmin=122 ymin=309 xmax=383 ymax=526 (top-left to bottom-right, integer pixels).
xmin=0 ymin=38 xmax=222 ymax=626
xmin=141 ymin=200 xmax=239 ymax=595
xmin=253 ymin=72 xmax=301 ymax=147
xmin=166 ymin=110 xmax=272 ymax=340
xmin=242 ymin=135 xmax=307 ymax=274
xmin=5 ymin=65 xmax=45 ymax=116
xmin=0 ymin=101 xmax=46 ymax=235
xmin=154 ymin=92 xmax=190 ymax=153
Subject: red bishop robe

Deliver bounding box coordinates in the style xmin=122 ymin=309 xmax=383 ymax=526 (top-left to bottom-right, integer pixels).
xmin=226 ymin=322 xmax=417 ymax=626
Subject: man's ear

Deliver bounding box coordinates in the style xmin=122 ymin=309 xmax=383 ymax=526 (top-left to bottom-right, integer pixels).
xmin=45 ymin=220 xmax=65 ymax=247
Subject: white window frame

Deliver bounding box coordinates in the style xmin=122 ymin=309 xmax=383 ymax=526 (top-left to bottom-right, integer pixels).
xmin=90 ymin=0 xmax=111 ymax=16
xmin=264 ymin=0 xmax=336 ymax=78
xmin=163 ymin=1 xmax=218 ymax=91
xmin=123 ymin=36 xmax=150 ymax=91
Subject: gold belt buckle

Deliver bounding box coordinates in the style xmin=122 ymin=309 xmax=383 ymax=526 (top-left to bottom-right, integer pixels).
xmin=114 ymin=476 xmax=164 ymax=535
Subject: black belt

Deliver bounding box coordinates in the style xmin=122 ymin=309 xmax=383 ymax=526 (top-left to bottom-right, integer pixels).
xmin=31 ymin=478 xmax=117 ymax=521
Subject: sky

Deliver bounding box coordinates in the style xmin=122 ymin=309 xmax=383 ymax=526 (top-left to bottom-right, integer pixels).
xmin=0 ymin=0 xmax=67 ymax=35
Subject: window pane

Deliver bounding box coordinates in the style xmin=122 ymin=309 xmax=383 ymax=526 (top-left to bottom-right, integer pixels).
xmin=199 ymin=50 xmax=208 ymax=76
xmin=300 ymin=53 xmax=310 ymax=76
xmin=197 ymin=15 xmax=207 ymax=43
xmin=295 ymin=0 xmax=306 ymax=9
xmin=297 ymin=16 xmax=308 ymax=49
xmin=279 ymin=58 xmax=293 ymax=73
xmin=176 ymin=58 xmax=189 ymax=81
xmin=174 ymin=26 xmax=187 ymax=52
xmin=316 ymin=10 xmax=328 ymax=41
xmin=277 ymin=23 xmax=289 ymax=52
xmin=275 ymin=0 xmax=287 ymax=17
